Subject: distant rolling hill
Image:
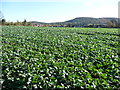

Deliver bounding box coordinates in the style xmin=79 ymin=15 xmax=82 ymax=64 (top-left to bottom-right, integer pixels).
xmin=30 ymin=17 xmax=119 ymax=27
xmin=30 ymin=21 xmax=46 ymax=24
xmin=63 ymin=17 xmax=118 ymax=26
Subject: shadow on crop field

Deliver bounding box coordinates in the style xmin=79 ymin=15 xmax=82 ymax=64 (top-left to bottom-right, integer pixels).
xmin=118 ymin=2 xmax=120 ymax=59
xmin=2 ymin=79 xmax=25 ymax=89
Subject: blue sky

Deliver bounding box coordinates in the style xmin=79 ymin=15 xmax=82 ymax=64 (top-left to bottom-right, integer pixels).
xmin=0 ymin=0 xmax=119 ymax=23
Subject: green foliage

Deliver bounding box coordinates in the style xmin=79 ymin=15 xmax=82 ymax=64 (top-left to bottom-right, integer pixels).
xmin=1 ymin=19 xmax=6 ymax=25
xmin=0 ymin=19 xmax=32 ymax=26
xmin=2 ymin=26 xmax=120 ymax=89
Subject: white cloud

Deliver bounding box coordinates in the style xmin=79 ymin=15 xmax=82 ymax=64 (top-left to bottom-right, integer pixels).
xmin=84 ymin=2 xmax=92 ymax=7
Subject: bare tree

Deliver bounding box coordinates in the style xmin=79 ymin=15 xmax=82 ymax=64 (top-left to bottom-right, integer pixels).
xmin=0 ymin=11 xmax=4 ymax=20
xmin=0 ymin=11 xmax=4 ymax=25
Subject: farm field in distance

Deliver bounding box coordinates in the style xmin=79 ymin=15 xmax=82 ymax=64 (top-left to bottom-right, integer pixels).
xmin=2 ymin=26 xmax=120 ymax=89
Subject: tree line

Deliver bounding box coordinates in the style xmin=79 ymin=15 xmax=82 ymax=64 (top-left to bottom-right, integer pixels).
xmin=0 ymin=19 xmax=32 ymax=26
xmin=0 ymin=18 xmax=119 ymax=28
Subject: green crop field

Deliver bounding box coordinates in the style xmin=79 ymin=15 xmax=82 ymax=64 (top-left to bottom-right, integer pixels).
xmin=1 ymin=26 xmax=120 ymax=89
